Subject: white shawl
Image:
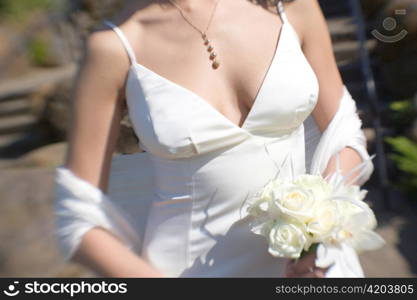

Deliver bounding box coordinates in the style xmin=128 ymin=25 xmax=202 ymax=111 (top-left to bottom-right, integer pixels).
xmin=53 ymin=85 xmax=375 ymax=277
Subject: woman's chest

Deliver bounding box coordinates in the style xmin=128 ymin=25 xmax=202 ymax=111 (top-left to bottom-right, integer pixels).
xmin=124 ymin=43 xmax=319 ymax=160
xmin=123 ymin=8 xmax=319 ymax=160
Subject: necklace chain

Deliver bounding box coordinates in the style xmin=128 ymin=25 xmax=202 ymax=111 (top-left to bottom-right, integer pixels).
xmin=168 ymin=0 xmax=221 ymax=36
xmin=167 ymin=0 xmax=222 ymax=69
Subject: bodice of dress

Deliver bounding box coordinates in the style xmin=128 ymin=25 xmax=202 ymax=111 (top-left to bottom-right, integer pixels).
xmin=103 ymin=0 xmax=320 ymax=277
xmin=122 ymin=22 xmax=319 ymax=160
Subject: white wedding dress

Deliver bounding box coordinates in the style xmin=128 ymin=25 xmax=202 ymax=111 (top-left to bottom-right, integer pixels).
xmin=54 ymin=1 xmax=375 ymax=277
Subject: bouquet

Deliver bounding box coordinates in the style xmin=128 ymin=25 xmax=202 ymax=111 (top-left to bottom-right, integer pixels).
xmin=245 ymin=153 xmax=385 ymax=261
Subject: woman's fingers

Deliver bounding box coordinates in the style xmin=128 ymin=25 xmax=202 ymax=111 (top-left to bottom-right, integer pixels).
xmin=299 ymin=269 xmax=326 ymax=278
xmin=284 ymin=254 xmax=330 ymax=278
xmin=299 ymin=253 xmax=316 ymax=274
xmin=291 ymin=252 xmax=317 ymax=274
xmin=285 ymin=264 xmax=326 ymax=278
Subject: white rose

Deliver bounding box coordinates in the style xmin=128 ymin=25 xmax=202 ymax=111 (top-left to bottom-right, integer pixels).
xmin=307 ymin=199 xmax=340 ymax=242
xmin=333 ymin=197 xmax=375 ymax=230
xmin=267 ymin=218 xmax=309 ymax=258
xmin=336 ymin=199 xmax=364 ymax=217
xmin=294 ymin=174 xmax=333 ymax=202
xmin=271 ymin=183 xmax=316 ymax=223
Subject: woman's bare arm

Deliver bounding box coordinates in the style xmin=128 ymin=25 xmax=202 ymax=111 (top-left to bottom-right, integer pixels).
xmin=282 ymin=0 xmax=367 ymax=277
xmin=64 ymin=28 xmax=163 ymax=277
xmin=295 ymin=0 xmax=363 ymax=185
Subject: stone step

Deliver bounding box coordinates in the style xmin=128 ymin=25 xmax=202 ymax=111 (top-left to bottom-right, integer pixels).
xmin=0 ymin=133 xmax=26 ymax=149
xmin=333 ymin=39 xmax=377 ymax=65
xmin=0 ymin=98 xmax=31 ymax=117
xmin=327 ymin=17 xmax=357 ymax=42
xmin=0 ymin=64 xmax=76 ymax=101
xmin=0 ymin=115 xmax=37 ymax=135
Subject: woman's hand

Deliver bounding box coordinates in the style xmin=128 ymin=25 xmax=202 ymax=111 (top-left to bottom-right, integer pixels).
xmin=284 ymin=251 xmax=330 ymax=278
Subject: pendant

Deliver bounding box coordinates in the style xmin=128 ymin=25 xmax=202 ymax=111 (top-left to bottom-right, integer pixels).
xmin=202 ymin=33 xmax=220 ymax=70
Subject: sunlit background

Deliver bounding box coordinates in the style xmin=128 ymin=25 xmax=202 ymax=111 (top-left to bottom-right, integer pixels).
xmin=0 ymin=0 xmax=416 ymax=277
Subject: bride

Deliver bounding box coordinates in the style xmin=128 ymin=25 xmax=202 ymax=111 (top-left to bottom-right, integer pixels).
xmin=54 ymin=0 xmax=374 ymax=277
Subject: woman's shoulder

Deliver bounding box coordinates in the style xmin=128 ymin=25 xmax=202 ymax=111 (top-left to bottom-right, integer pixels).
xmin=80 ymin=30 xmax=129 ymax=89
xmin=284 ymin=0 xmax=325 ymax=24
xmin=81 ymin=13 xmax=145 ymax=83
xmin=86 ymin=27 xmax=125 ymax=57
xmin=85 ymin=3 xmax=161 ymax=63
xmin=283 ymin=0 xmax=326 ymax=45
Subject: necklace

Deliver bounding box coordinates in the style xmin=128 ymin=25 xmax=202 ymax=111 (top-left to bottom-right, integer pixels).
xmin=168 ymin=0 xmax=222 ymax=69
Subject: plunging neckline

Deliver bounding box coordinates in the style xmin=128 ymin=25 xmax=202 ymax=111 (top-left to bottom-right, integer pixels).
xmin=130 ymin=21 xmax=287 ymax=132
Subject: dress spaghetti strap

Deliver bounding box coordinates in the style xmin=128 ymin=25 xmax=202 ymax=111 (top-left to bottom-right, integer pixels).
xmin=103 ymin=20 xmax=138 ymax=65
xmin=277 ymin=0 xmax=289 ymax=24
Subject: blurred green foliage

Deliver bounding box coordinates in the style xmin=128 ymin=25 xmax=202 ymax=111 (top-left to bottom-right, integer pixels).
xmin=385 ymin=96 xmax=417 ymax=196
xmin=385 ymin=136 xmax=417 ymax=196
xmin=28 ymin=36 xmax=51 ymax=67
xmin=389 ymin=99 xmax=416 ymax=131
xmin=0 ymin=0 xmax=56 ymax=22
